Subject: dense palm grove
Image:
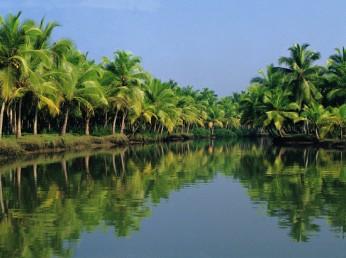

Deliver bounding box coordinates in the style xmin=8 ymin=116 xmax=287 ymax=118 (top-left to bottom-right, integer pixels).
xmin=1 ymin=12 xmax=346 ymax=140
xmin=0 ymin=13 xmax=239 ymax=138
xmin=241 ymin=44 xmax=346 ymax=140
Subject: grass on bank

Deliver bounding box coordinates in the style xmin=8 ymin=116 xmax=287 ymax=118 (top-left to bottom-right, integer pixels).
xmin=0 ymin=127 xmax=245 ymax=157
xmin=0 ymin=133 xmax=128 ymax=156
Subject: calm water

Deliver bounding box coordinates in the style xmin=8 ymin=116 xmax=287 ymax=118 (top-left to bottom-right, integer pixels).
xmin=0 ymin=139 xmax=346 ymax=258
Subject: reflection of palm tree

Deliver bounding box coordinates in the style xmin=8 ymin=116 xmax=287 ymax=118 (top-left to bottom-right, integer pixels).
xmin=33 ymin=163 xmax=37 ymax=187
xmin=61 ymin=160 xmax=68 ymax=184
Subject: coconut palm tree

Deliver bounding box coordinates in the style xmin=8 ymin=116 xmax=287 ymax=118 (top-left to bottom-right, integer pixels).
xmin=0 ymin=12 xmax=53 ymax=138
xmin=278 ymin=43 xmax=322 ymax=108
xmin=301 ymin=103 xmax=336 ymax=140
xmin=262 ymin=88 xmax=301 ymax=137
xmin=251 ymin=64 xmax=285 ymax=89
xmin=144 ymin=78 xmax=180 ymax=133
xmin=326 ymin=48 xmax=346 ymax=105
xmin=102 ymin=51 xmax=147 ymax=134
xmin=239 ymin=84 xmax=267 ymax=128
xmin=56 ymin=51 xmax=107 ymax=135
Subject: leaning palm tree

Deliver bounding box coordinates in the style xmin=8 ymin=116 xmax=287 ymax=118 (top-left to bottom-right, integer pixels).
xmin=102 ymin=51 xmax=147 ymax=134
xmin=56 ymin=51 xmax=106 ymax=135
xmin=26 ymin=18 xmax=61 ymax=134
xmin=278 ymin=43 xmax=322 ymax=108
xmin=0 ymin=12 xmax=51 ymax=137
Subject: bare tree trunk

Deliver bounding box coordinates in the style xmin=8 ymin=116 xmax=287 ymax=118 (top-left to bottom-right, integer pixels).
xmin=104 ymin=112 xmax=108 ymax=128
xmin=33 ymin=107 xmax=38 ymax=135
xmin=0 ymin=102 xmax=5 ymax=138
xmin=17 ymin=167 xmax=21 ymax=187
xmin=16 ymin=99 xmax=22 ymax=138
xmin=61 ymin=108 xmax=69 ymax=136
xmin=315 ymin=128 xmax=320 ymax=140
xmin=120 ymin=111 xmax=127 ymax=134
xmin=85 ymin=155 xmax=90 ymax=175
xmin=12 ymin=107 xmax=16 ymax=135
xmin=85 ymin=116 xmax=90 ymax=135
xmin=112 ymin=110 xmax=118 ymax=135
xmin=341 ymin=127 xmax=343 ymax=140
xmin=153 ymin=120 xmax=157 ymax=132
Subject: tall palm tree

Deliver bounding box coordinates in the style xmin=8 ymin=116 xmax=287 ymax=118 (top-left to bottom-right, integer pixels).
xmin=57 ymin=51 xmax=106 ymax=135
xmin=144 ymin=79 xmax=180 ymax=133
xmin=26 ymin=18 xmax=61 ymax=134
xmin=278 ymin=43 xmax=322 ymax=108
xmin=102 ymin=51 xmax=147 ymax=134
xmin=0 ymin=12 xmax=51 ymax=138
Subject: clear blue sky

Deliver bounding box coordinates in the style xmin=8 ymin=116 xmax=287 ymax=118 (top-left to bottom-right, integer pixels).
xmin=1 ymin=0 xmax=345 ymax=95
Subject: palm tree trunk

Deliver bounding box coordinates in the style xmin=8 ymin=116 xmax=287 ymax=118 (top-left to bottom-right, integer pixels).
xmin=11 ymin=107 xmax=16 ymax=135
xmin=153 ymin=120 xmax=157 ymax=132
xmin=340 ymin=127 xmax=343 ymax=140
xmin=104 ymin=112 xmax=108 ymax=128
xmin=0 ymin=102 xmax=5 ymax=139
xmin=17 ymin=167 xmax=21 ymax=187
xmin=120 ymin=111 xmax=127 ymax=134
xmin=85 ymin=116 xmax=90 ymax=135
xmin=112 ymin=110 xmax=118 ymax=135
xmin=315 ymin=128 xmax=320 ymax=140
xmin=61 ymin=108 xmax=69 ymax=136
xmin=16 ymin=99 xmax=22 ymax=138
xmin=33 ymin=107 xmax=38 ymax=135
xmin=85 ymin=156 xmax=90 ymax=175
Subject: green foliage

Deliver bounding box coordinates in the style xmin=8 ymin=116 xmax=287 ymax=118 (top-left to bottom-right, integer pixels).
xmin=0 ymin=12 xmax=344 ymax=142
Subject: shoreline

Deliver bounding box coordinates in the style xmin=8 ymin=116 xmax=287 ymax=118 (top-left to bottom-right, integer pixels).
xmin=0 ymin=133 xmax=210 ymax=160
xmin=272 ymin=136 xmax=346 ymax=149
xmin=1 ymin=133 xmax=345 ymax=161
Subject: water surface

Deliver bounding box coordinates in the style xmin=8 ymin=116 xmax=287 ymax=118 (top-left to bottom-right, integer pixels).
xmin=0 ymin=139 xmax=346 ymax=258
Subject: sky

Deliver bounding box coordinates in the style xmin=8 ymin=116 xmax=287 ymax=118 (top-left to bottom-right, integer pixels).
xmin=0 ymin=0 xmax=345 ymax=96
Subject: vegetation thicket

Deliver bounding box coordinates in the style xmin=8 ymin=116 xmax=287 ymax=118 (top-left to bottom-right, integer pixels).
xmin=0 ymin=12 xmax=345 ymax=143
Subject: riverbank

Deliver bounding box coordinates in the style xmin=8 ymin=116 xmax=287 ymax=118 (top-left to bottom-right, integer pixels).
xmin=0 ymin=127 xmax=247 ymax=159
xmin=0 ymin=133 xmax=204 ymax=159
xmin=273 ymin=135 xmax=346 ymax=149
